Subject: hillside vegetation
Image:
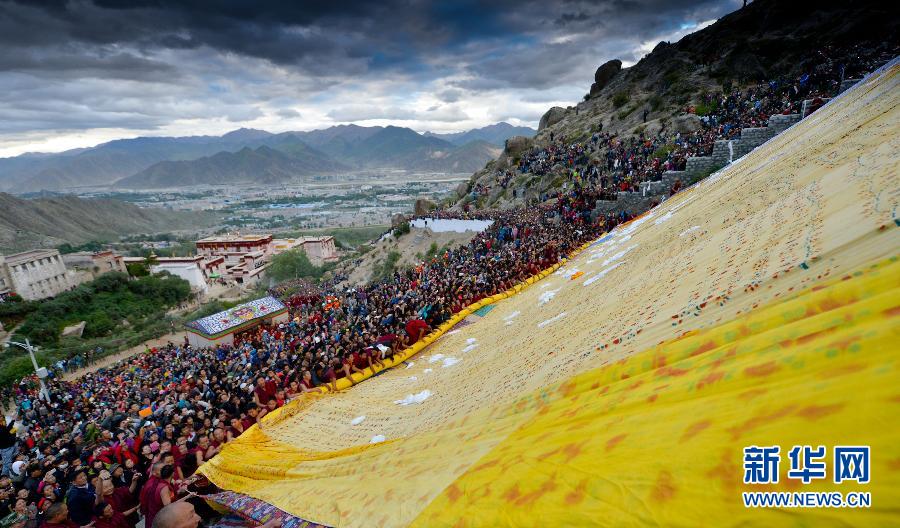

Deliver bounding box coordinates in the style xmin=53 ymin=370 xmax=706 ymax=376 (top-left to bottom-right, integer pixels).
xmin=1 ymin=271 xmax=191 ymax=385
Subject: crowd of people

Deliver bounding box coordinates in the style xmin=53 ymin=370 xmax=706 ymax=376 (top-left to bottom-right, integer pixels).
xmin=1 ymin=43 xmax=894 ymax=528
xmin=487 ymin=44 xmax=899 ymax=200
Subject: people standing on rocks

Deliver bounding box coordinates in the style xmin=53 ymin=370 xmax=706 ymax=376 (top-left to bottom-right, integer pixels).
xmin=507 ymin=44 xmax=895 ymax=201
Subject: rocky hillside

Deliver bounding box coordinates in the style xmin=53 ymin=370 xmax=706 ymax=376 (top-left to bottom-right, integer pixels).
xmin=0 ymin=193 xmax=219 ymax=252
xmin=452 ymin=0 xmax=898 ymax=207
xmin=539 ymin=0 xmax=896 ymax=141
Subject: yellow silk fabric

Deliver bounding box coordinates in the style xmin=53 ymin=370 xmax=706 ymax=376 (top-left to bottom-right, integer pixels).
xmin=412 ymin=256 xmax=900 ymax=527
xmin=200 ymin=61 xmax=900 ymax=527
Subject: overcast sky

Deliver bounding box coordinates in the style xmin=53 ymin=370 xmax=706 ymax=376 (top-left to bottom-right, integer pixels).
xmin=0 ymin=0 xmax=740 ymax=157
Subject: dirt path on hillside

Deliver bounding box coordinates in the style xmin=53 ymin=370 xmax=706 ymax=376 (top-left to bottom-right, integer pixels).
xmin=60 ymin=331 xmax=187 ymax=381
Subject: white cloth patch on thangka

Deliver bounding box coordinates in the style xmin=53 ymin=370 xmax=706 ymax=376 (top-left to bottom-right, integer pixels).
xmin=601 ymin=245 xmax=636 ymax=267
xmin=503 ymin=311 xmax=520 ymax=326
xmin=561 ymin=267 xmax=581 ymax=279
xmin=441 ymin=357 xmax=460 ymax=368
xmin=584 ymin=262 xmax=625 ymax=286
xmin=538 ymin=312 xmax=567 ymax=328
xmin=654 ymin=210 xmax=675 ymax=225
xmin=587 ymin=235 xmax=630 ymax=264
xmin=350 ymin=416 xmax=366 ymax=426
xmin=538 ymin=288 xmax=561 ymax=306
xmin=394 ymin=390 xmax=432 ymax=406
xmin=616 ymin=212 xmax=653 ymax=236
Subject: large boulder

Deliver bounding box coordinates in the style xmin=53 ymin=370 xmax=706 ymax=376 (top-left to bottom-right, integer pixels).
xmin=503 ymin=135 xmax=534 ymax=159
xmin=589 ymin=59 xmax=622 ymax=97
xmin=62 ymin=321 xmax=86 ymax=338
xmin=455 ymin=182 xmax=469 ymax=199
xmin=538 ymin=106 xmax=567 ymax=131
xmin=414 ymin=198 xmax=437 ymax=216
xmin=672 ymin=113 xmax=702 ymax=134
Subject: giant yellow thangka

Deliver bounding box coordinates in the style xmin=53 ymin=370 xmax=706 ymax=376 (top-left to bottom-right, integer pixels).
xmin=201 ymin=60 xmax=900 ymax=527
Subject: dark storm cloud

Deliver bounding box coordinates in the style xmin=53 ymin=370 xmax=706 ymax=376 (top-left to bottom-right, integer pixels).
xmin=0 ymin=0 xmax=737 ymax=78
xmin=0 ymin=47 xmax=179 ymax=81
xmin=0 ymin=0 xmax=741 ymax=153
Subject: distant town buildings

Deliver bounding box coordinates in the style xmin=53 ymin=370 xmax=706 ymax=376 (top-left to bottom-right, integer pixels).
xmin=195 ymin=234 xmax=272 ymax=286
xmin=0 ymin=249 xmax=74 ymax=301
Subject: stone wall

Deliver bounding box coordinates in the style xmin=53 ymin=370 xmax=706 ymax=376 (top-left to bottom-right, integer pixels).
xmin=665 ymin=113 xmax=799 ymax=185
xmin=592 ymin=191 xmax=660 ymax=217
xmin=596 ymin=112 xmax=802 ymax=219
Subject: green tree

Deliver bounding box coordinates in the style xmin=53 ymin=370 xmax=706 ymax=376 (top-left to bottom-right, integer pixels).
xmin=144 ymin=253 xmax=159 ymax=268
xmin=84 ymin=311 xmax=115 ymax=338
xmin=56 ymin=241 xmax=104 ymax=254
xmin=91 ymin=272 xmax=129 ymax=293
xmin=126 ymin=263 xmax=149 ymax=277
xmin=393 ymin=222 xmax=410 ymax=237
xmin=268 ymin=250 xmax=320 ymax=282
xmin=424 ymin=242 xmax=440 ymax=260
xmin=2 ymin=272 xmax=193 ymax=386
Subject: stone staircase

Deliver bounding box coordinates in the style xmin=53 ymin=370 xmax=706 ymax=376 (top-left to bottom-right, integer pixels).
xmin=593 ymin=112 xmax=802 ymax=217
xmin=593 ymin=78 xmax=865 ymax=217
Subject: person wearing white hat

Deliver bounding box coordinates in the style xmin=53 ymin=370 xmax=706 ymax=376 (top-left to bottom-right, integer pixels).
xmin=10 ymin=460 xmax=25 ymax=478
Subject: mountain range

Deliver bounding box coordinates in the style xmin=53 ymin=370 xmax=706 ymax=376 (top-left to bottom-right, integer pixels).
xmin=0 ymin=122 xmax=533 ymax=191
xmin=424 ymin=122 xmax=536 ymax=146
xmin=116 ymin=141 xmax=350 ymax=189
